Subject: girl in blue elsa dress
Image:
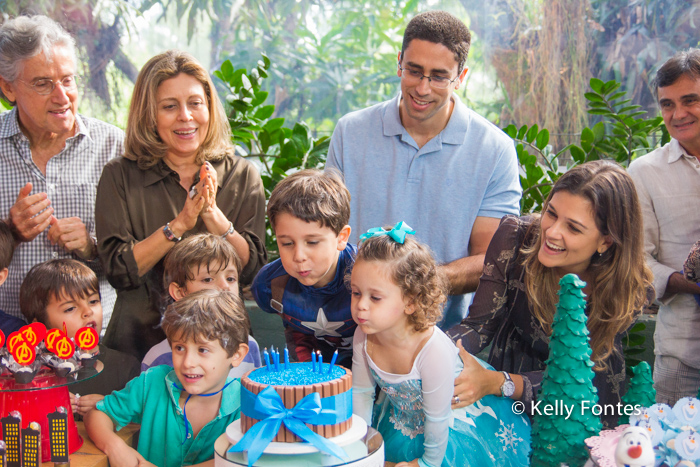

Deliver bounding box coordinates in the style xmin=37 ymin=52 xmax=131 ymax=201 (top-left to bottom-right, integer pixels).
xmin=350 ymin=223 xmax=531 ymax=467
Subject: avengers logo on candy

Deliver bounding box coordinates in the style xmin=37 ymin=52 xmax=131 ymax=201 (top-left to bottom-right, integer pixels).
xmin=13 ymin=341 xmax=35 ymax=365
xmin=22 ymin=322 xmax=46 ymax=346
xmin=7 ymin=324 xmax=47 ymax=365
xmin=75 ymin=327 xmax=98 ymax=350
xmin=54 ymin=336 xmax=75 ymax=359
xmin=45 ymin=328 xmax=63 ymax=351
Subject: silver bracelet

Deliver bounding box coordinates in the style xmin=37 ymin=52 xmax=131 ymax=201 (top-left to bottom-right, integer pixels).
xmin=222 ymin=222 xmax=235 ymax=238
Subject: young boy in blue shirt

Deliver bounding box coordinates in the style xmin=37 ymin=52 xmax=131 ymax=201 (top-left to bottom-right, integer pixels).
xmin=85 ymin=290 xmax=249 ymax=467
xmin=140 ymin=233 xmax=261 ymax=374
xmin=251 ymin=169 xmax=356 ymax=367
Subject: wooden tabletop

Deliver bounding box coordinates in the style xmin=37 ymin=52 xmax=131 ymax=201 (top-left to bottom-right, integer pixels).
xmin=41 ymin=422 xmax=139 ymax=467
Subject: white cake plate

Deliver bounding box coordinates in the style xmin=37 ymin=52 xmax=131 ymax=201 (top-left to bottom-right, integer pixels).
xmin=227 ymin=414 xmax=368 ymax=454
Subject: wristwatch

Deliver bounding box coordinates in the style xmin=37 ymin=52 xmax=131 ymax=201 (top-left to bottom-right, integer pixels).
xmin=163 ymin=222 xmax=182 ymax=242
xmin=500 ymin=371 xmax=515 ymax=398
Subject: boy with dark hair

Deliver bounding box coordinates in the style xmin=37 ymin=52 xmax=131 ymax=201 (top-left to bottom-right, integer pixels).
xmin=19 ymin=259 xmax=140 ymax=414
xmin=252 ymin=169 xmax=356 ymax=367
xmin=141 ymin=233 xmax=261 ymax=374
xmin=0 ymin=219 xmax=27 ymax=335
xmin=86 ymin=290 xmax=249 ymax=467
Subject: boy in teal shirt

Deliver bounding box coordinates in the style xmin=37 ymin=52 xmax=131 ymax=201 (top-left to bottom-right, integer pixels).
xmin=85 ymin=290 xmax=250 ymax=467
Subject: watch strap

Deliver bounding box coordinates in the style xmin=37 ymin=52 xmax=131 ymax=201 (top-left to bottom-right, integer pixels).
xmin=163 ymin=222 xmax=182 ymax=242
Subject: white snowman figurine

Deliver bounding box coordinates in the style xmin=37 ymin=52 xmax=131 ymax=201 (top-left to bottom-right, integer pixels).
xmin=614 ymin=426 xmax=655 ymax=467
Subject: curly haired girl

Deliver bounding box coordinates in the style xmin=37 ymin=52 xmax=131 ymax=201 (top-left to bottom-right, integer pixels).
xmin=350 ymin=223 xmax=530 ymax=467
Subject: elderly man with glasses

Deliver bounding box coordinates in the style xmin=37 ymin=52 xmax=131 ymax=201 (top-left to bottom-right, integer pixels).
xmin=326 ymin=11 xmax=521 ymax=331
xmin=0 ymin=15 xmax=121 ymax=329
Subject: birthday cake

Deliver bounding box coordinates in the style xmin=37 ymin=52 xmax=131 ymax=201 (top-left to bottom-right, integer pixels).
xmin=239 ymin=361 xmax=353 ymax=443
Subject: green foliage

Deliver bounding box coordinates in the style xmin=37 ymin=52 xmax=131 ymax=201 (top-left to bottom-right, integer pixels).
xmin=506 ymin=77 xmax=668 ymax=214
xmin=623 ymin=321 xmax=648 ymax=375
xmin=584 ymin=78 xmax=668 ymax=166
xmin=214 ymin=54 xmax=330 ymax=258
xmin=0 ymin=98 xmax=11 ymax=111
xmin=217 ymin=0 xmax=422 ymax=133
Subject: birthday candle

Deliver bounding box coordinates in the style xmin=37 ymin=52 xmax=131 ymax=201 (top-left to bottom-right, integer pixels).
xmin=273 ymin=349 xmax=280 ymax=372
xmin=263 ymin=348 xmax=271 ymax=371
xmin=284 ymin=346 xmax=290 ymax=370
xmin=317 ymin=351 xmax=323 ymax=373
xmin=312 ymin=350 xmax=317 ymax=372
xmin=328 ymin=349 xmax=338 ymax=374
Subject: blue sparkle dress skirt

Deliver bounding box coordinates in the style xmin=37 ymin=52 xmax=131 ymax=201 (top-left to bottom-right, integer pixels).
xmin=352 ymin=328 xmax=531 ymax=467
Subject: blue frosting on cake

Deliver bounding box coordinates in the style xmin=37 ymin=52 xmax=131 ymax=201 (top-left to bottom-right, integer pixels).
xmin=249 ymin=362 xmax=346 ymax=386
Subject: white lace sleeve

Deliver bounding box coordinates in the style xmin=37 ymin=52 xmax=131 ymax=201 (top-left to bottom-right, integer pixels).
xmin=351 ymin=328 xmax=376 ymax=425
xmin=416 ymin=329 xmax=458 ymax=467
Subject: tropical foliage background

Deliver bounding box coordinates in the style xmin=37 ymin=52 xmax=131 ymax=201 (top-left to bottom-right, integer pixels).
xmin=0 ymin=0 xmax=697 ymax=217
xmin=2 ymin=0 xmax=693 ymax=366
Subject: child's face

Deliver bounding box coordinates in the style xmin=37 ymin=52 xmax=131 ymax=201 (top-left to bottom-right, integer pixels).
xmin=350 ymin=259 xmax=412 ymax=337
xmin=44 ymin=290 xmax=103 ymax=338
xmin=170 ymin=332 xmax=248 ymax=395
xmin=274 ymin=213 xmax=350 ymax=288
xmin=170 ymin=261 xmax=239 ymax=300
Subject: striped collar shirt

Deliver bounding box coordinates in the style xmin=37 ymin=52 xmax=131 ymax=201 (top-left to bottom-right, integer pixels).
xmin=0 ymin=108 xmax=123 ymax=329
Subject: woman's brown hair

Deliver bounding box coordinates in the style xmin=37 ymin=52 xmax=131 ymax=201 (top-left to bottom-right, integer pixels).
xmin=521 ymin=160 xmax=653 ymax=370
xmin=124 ymin=49 xmax=233 ymax=169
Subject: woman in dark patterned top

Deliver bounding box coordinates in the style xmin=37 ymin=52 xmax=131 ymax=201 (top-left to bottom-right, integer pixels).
xmin=446 ymin=161 xmax=653 ymax=428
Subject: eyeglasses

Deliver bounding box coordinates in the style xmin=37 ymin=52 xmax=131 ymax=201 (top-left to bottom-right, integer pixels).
xmin=18 ymin=75 xmax=79 ymax=95
xmin=398 ymin=66 xmax=459 ymax=89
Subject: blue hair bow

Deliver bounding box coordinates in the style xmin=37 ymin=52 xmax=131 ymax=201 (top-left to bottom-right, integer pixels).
xmin=359 ymin=221 xmax=415 ymax=244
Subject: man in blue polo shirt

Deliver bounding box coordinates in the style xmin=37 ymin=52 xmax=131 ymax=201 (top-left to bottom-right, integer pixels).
xmin=326 ymin=10 xmax=521 ymax=330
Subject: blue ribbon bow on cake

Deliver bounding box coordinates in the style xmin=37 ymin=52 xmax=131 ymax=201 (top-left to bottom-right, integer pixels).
xmin=229 ymin=386 xmax=348 ymax=466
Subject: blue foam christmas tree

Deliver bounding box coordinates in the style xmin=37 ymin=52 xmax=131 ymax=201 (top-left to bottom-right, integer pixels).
xmin=530 ymin=274 xmax=602 ymax=467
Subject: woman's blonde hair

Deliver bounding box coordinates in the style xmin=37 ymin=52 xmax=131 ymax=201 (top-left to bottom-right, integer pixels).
xmin=521 ymin=160 xmax=653 ymax=370
xmin=124 ymin=49 xmax=233 ymax=169
xmin=351 ymin=232 xmax=446 ymax=332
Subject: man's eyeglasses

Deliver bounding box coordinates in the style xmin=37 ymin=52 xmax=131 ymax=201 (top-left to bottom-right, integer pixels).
xmin=18 ymin=75 xmax=79 ymax=95
xmin=398 ymin=66 xmax=459 ymax=90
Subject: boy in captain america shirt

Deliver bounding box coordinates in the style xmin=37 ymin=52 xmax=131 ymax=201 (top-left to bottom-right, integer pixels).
xmin=251 ymin=169 xmax=356 ymax=367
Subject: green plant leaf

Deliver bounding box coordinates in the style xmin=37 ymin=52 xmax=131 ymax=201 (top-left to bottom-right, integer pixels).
xmin=263 ymin=118 xmax=285 ymax=132
xmin=536 ymin=129 xmax=549 ymax=150
xmin=580 ymin=128 xmax=594 ymax=152
xmin=570 ymin=145 xmax=586 ymax=163
xmin=251 ymin=91 xmax=269 ymax=107
xmin=292 ymin=123 xmax=310 ymax=153
xmin=601 ymin=80 xmax=621 ymax=94
xmin=517 ymin=125 xmax=528 ymax=140
xmin=220 ymin=60 xmax=234 ymax=83
xmin=254 ymin=105 xmax=275 ymax=120
xmin=584 ymin=92 xmax=603 ymax=102
xmin=588 ymin=108 xmax=614 ymax=116
xmin=618 ymin=105 xmax=642 ymax=114
xmin=589 ymin=78 xmax=604 ymax=93
xmin=592 ymin=122 xmax=605 ymax=141
xmin=525 ymin=124 xmax=539 ymax=143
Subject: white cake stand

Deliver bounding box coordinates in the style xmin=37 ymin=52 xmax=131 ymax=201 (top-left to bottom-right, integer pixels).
xmin=217 ymin=415 xmax=384 ymax=467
